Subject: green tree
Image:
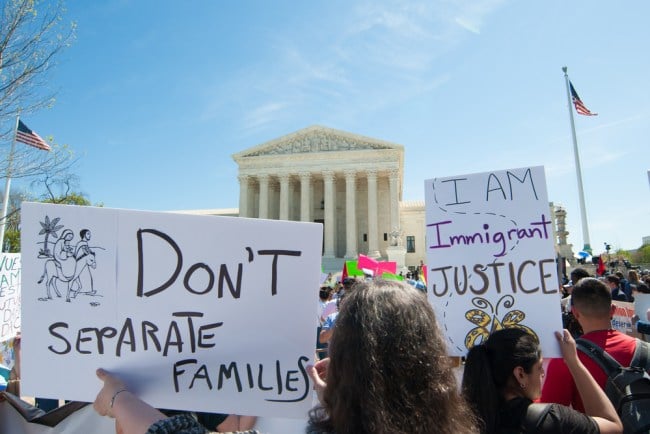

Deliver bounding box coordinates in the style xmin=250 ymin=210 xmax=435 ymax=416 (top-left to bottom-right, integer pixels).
xmin=2 ymin=188 xmax=32 ymax=252
xmin=632 ymin=245 xmax=650 ymax=265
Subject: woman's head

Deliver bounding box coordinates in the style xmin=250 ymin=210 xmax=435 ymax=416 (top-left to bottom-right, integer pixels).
xmin=309 ymin=279 xmax=475 ymax=434
xmin=462 ymin=328 xmax=542 ymax=434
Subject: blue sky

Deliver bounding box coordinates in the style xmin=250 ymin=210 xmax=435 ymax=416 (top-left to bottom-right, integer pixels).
xmin=11 ymin=0 xmax=650 ymax=253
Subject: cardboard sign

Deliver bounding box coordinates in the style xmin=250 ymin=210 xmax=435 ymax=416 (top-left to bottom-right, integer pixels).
xmin=610 ymin=300 xmax=636 ymax=335
xmin=0 ymin=253 xmax=21 ymax=343
xmin=634 ymin=294 xmax=650 ymax=323
xmin=425 ymin=166 xmax=562 ymax=357
xmin=20 ymin=202 xmax=323 ymax=418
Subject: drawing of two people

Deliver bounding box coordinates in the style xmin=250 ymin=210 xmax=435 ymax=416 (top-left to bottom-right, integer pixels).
xmin=52 ymin=229 xmax=96 ymax=295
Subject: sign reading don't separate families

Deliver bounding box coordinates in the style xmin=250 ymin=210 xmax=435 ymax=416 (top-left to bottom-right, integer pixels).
xmin=21 ymin=202 xmax=323 ymax=418
xmin=425 ymin=166 xmax=563 ymax=357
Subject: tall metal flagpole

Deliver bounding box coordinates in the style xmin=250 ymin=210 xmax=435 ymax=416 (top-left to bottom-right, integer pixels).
xmin=562 ymin=66 xmax=591 ymax=254
xmin=0 ymin=116 xmax=20 ymax=251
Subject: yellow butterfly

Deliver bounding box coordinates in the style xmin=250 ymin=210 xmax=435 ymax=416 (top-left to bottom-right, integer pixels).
xmin=464 ymin=295 xmax=538 ymax=349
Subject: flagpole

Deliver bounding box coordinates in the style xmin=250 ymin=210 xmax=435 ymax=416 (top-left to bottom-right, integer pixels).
xmin=562 ymin=66 xmax=591 ymax=254
xmin=0 ymin=116 xmax=20 ymax=252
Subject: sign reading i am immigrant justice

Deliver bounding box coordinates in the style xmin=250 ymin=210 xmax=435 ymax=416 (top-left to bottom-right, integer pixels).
xmin=425 ymin=166 xmax=563 ymax=358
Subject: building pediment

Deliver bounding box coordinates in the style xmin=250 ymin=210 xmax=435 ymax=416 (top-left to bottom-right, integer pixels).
xmin=233 ymin=125 xmax=402 ymax=159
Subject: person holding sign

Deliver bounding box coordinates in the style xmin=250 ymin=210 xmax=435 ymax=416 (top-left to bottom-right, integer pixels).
xmin=94 ymin=368 xmax=260 ymax=434
xmin=462 ymin=328 xmax=621 ymax=434
xmin=306 ymin=279 xmax=477 ymax=433
xmin=541 ymin=278 xmax=649 ymax=412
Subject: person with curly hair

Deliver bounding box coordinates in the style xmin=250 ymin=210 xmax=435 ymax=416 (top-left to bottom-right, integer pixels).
xmin=307 ymin=279 xmax=477 ymax=434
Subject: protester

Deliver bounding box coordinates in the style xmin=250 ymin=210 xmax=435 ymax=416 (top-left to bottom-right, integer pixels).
xmin=462 ymin=327 xmax=622 ymax=434
xmin=633 ymin=308 xmax=650 ymax=341
xmin=93 ymin=369 xmax=259 ymax=434
xmin=561 ymin=267 xmax=591 ymax=337
xmin=5 ymin=334 xmax=20 ymax=396
xmin=318 ymin=279 xmax=356 ymax=346
xmin=563 ymin=267 xmax=590 ymax=296
xmin=318 ymin=285 xmax=334 ymax=325
xmin=307 ymin=279 xmax=477 ymax=434
xmin=319 ymin=285 xmax=339 ymax=325
xmin=540 ymin=277 xmax=647 ymax=412
xmin=604 ymin=274 xmax=628 ymax=301
xmin=615 ymin=271 xmax=631 ymax=300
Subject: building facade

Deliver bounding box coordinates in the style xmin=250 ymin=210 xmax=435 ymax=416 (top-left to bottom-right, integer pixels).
xmin=232 ymin=125 xmax=419 ymax=271
xmin=183 ymin=125 xmax=573 ymax=273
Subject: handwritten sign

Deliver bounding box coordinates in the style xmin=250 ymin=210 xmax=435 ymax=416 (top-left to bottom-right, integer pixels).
xmin=425 ymin=166 xmax=562 ymax=357
xmin=634 ymin=294 xmax=650 ymax=324
xmin=0 ymin=253 xmax=21 ymax=343
xmin=20 ymin=202 xmax=323 ymax=418
xmin=610 ymin=300 xmax=636 ymax=335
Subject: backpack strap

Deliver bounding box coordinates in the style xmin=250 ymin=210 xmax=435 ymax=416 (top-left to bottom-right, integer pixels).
xmin=576 ymin=338 xmax=622 ymax=376
xmin=630 ymin=338 xmax=650 ymax=371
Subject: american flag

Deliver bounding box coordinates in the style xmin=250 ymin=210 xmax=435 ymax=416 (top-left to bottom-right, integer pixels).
xmin=569 ymin=81 xmax=597 ymax=116
xmin=15 ymin=120 xmax=51 ymax=151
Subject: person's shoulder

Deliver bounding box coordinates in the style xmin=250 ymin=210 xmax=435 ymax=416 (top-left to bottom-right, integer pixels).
xmin=540 ymin=403 xmax=599 ymax=433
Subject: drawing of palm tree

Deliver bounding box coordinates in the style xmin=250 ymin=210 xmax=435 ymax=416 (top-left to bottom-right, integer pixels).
xmin=38 ymin=215 xmax=64 ymax=258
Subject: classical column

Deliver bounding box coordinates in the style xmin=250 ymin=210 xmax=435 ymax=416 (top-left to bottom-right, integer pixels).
xmin=279 ymin=174 xmax=290 ymax=221
xmin=299 ymin=172 xmax=311 ymax=222
xmin=344 ymin=169 xmax=358 ymax=258
xmin=323 ymin=170 xmax=336 ymax=258
xmin=388 ymin=169 xmax=400 ymax=235
xmin=258 ymin=174 xmax=269 ymax=219
xmin=366 ymin=169 xmax=380 ymax=258
xmin=237 ymin=174 xmax=249 ymax=218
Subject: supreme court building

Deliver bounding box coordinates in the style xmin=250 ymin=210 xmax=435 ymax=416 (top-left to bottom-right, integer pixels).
xmin=185 ymin=125 xmax=573 ymax=273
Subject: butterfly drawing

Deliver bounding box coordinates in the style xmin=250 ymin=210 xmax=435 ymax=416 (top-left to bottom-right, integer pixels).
xmin=464 ymin=295 xmax=538 ymax=349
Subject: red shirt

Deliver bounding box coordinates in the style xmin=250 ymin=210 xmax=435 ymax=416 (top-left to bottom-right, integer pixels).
xmin=540 ymin=329 xmax=637 ymax=412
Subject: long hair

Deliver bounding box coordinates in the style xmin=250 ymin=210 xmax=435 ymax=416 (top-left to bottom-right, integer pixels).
xmin=308 ymin=279 xmax=476 ymax=434
xmin=461 ymin=328 xmax=540 ymax=434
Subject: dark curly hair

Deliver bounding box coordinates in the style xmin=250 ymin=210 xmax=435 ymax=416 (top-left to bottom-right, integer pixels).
xmin=307 ymin=279 xmax=477 ymax=434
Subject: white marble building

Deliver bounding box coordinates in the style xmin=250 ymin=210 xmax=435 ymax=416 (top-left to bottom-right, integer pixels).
xmin=182 ymin=125 xmax=571 ymax=273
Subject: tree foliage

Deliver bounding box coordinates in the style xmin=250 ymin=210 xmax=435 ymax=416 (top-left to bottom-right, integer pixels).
xmin=2 ymin=184 xmax=92 ymax=253
xmin=0 ymin=0 xmax=76 ymax=121
xmin=1 ymin=188 xmax=31 ymax=252
xmin=0 ymin=0 xmax=76 ymax=176
xmin=632 ymin=244 xmax=650 ymax=265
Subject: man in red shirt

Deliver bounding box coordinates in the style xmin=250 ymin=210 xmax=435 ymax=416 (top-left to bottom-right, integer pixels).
xmin=540 ymin=277 xmax=639 ymax=412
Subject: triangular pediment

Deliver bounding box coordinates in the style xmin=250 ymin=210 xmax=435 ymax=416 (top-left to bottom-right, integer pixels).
xmin=233 ymin=125 xmax=402 ymax=159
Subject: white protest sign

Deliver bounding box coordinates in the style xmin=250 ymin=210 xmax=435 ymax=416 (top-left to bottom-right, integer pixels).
xmin=20 ymin=202 xmax=323 ymax=418
xmin=0 ymin=253 xmax=21 ymax=343
xmin=425 ymin=166 xmax=562 ymax=357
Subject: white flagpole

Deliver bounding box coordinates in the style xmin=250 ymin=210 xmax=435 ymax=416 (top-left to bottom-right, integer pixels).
xmin=562 ymin=66 xmax=591 ymax=254
xmin=0 ymin=116 xmax=20 ymax=251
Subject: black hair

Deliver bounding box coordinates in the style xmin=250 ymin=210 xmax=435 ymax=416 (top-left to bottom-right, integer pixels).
xmin=571 ymin=277 xmax=612 ymax=317
xmin=570 ymin=267 xmax=590 ymax=284
xmin=462 ymin=328 xmax=540 ymax=434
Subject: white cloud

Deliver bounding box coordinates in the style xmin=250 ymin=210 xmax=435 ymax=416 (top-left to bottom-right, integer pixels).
xmin=455 ymin=17 xmax=481 ymax=34
xmin=244 ymin=102 xmax=289 ymax=130
xmin=452 ymin=0 xmax=508 ymax=34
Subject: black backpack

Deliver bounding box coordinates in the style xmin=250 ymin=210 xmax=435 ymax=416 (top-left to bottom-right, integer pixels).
xmin=577 ymin=338 xmax=650 ymax=434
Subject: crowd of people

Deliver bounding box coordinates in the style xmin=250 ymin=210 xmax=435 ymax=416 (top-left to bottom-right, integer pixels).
xmin=5 ymin=264 xmax=650 ymax=433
